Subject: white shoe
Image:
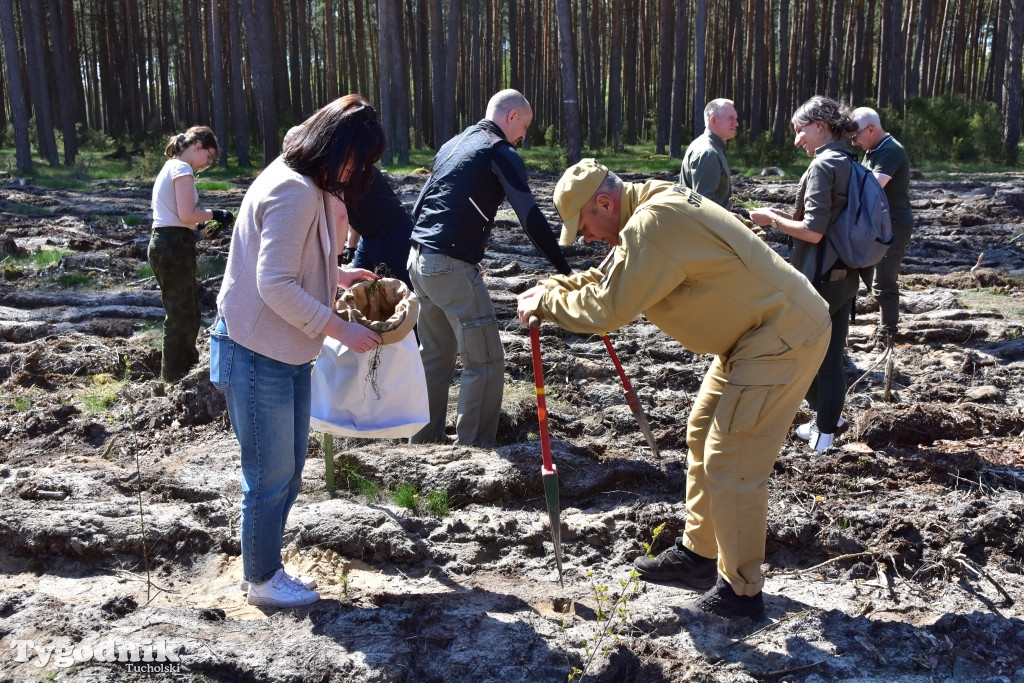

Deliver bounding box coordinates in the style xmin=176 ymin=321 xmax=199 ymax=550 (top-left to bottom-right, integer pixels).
xmin=807 ymin=430 xmax=835 ymax=451
xmin=796 ymin=416 xmax=848 ymax=441
xmin=240 ymin=569 xmax=317 ymax=593
xmin=246 ymin=568 xmax=320 ymax=608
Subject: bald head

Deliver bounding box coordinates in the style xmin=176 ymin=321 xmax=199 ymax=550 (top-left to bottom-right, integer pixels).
xmin=486 ymin=89 xmax=533 ymax=146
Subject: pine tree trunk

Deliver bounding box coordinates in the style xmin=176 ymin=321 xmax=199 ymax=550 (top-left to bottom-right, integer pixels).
xmin=655 ymin=0 xmax=674 ymax=155
xmin=0 ymin=0 xmax=33 ymax=171
xmin=1004 ymin=0 xmax=1023 ymax=162
xmin=19 ymin=0 xmax=59 ymax=166
xmin=554 ymin=0 xmax=581 ymax=163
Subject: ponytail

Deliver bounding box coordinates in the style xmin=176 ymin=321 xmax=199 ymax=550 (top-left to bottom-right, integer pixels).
xmin=164 ymin=126 xmax=218 ymax=159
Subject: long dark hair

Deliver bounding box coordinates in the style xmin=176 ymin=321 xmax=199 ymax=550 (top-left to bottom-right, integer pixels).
xmin=791 ymin=96 xmax=858 ymax=140
xmin=283 ymin=95 xmax=386 ymax=202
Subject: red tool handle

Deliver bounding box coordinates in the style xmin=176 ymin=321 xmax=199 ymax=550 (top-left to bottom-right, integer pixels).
xmin=602 ymin=334 xmax=635 ymax=394
xmin=530 ymin=321 xmax=556 ymax=473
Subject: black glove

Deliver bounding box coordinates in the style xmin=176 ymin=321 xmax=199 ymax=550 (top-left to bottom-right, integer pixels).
xmin=210 ymin=209 xmax=234 ymax=226
xmin=340 ymin=246 xmax=356 ymax=265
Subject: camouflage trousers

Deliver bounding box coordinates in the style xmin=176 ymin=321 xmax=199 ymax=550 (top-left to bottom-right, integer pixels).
xmin=148 ymin=226 xmax=200 ymax=382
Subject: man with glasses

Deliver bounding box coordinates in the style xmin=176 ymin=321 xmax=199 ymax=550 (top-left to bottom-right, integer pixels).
xmin=850 ymin=107 xmax=914 ymax=347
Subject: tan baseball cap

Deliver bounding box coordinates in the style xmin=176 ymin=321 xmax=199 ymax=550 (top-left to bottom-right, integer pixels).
xmin=555 ymin=158 xmax=609 ymax=246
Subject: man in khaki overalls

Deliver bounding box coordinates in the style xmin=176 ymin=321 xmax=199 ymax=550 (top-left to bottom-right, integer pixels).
xmin=517 ymin=159 xmax=831 ymax=619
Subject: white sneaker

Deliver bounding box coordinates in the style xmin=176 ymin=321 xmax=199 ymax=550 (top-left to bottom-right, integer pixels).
xmin=246 ymin=568 xmax=320 ymax=608
xmin=807 ymin=430 xmax=834 ymax=451
xmin=239 ymin=570 xmax=317 ymax=593
xmin=796 ymin=416 xmax=848 ymax=441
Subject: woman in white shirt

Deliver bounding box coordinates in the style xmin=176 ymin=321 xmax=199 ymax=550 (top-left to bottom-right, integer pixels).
xmin=148 ymin=126 xmax=233 ymax=382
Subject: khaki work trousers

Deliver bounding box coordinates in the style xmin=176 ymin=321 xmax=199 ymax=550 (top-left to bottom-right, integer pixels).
xmin=682 ymin=329 xmax=829 ymax=596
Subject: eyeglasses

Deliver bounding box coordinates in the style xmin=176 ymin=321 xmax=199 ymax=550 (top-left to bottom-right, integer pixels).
xmin=850 ymin=127 xmax=867 ymax=143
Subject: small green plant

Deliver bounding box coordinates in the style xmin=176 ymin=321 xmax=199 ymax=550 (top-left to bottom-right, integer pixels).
xmin=122 ymin=214 xmax=141 ymax=226
xmin=357 ymin=477 xmax=383 ymax=502
xmin=10 ymin=396 xmax=31 ymax=411
xmin=137 ymin=263 xmax=154 ymax=279
xmin=642 ymin=522 xmax=666 ymax=559
xmin=339 ymin=568 xmax=351 ymax=601
xmin=426 ymin=489 xmax=452 ymax=517
xmin=32 ymin=248 xmax=67 ymax=268
xmin=568 ymin=569 xmax=643 ymax=681
xmin=80 ymin=374 xmax=123 ymax=413
xmin=732 ymin=196 xmax=761 ymax=211
xmin=392 ymin=483 xmax=419 ymax=512
xmin=54 ymin=273 xmax=93 ymax=288
xmin=336 ymin=456 xmax=366 ymax=491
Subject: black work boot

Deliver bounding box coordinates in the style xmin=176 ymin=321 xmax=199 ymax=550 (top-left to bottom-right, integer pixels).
xmin=632 ymin=542 xmax=717 ymax=588
xmin=683 ymin=577 xmax=765 ymax=619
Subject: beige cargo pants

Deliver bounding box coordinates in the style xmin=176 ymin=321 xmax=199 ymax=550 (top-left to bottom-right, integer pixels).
xmin=682 ymin=328 xmax=829 ymax=596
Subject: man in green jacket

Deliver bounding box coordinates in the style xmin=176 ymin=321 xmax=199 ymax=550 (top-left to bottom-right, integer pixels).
xmin=680 ymin=98 xmax=738 ymax=208
xmin=519 ymin=159 xmax=830 ymax=619
xmin=851 ymin=107 xmax=914 ymax=346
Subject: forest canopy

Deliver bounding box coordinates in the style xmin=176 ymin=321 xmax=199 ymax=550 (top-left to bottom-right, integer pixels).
xmin=0 ymin=0 xmax=1022 ymax=173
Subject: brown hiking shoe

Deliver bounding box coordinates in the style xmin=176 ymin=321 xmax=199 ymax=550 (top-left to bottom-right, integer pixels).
xmin=683 ymin=577 xmax=765 ymax=620
xmin=632 ymin=544 xmax=717 ymax=589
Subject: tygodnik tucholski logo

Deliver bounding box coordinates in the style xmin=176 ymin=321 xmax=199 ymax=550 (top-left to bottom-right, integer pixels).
xmin=9 ymin=637 xmax=185 ymax=672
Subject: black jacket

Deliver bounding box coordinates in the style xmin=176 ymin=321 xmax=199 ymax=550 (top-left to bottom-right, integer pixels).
xmin=410 ymin=119 xmax=570 ymax=274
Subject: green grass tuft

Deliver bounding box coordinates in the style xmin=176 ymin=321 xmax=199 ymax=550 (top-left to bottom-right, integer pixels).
xmin=426 ymin=489 xmax=452 ymax=517
xmin=392 ymin=483 xmax=419 ymax=512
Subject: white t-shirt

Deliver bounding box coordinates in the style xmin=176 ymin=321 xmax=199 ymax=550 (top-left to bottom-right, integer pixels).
xmin=151 ymin=158 xmax=198 ymax=228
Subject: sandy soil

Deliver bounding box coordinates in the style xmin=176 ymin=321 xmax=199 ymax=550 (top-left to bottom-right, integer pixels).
xmin=1 ymin=168 xmax=1023 ymax=682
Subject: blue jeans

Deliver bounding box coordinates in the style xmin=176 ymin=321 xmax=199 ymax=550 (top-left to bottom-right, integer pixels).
xmin=210 ymin=319 xmax=311 ymax=584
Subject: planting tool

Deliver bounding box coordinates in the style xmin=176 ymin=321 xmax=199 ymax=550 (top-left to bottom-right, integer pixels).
xmin=529 ymin=317 xmax=564 ymax=588
xmin=601 ymin=334 xmax=661 ymax=458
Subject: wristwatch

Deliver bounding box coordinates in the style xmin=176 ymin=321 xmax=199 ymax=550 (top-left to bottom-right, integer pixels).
xmin=770 ymin=217 xmax=779 ymax=230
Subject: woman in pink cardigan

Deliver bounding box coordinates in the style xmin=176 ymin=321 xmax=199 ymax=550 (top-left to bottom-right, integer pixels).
xmin=211 ymin=95 xmax=385 ymax=608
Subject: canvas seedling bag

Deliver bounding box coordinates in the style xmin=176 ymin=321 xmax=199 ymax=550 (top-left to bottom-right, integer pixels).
xmin=310 ymin=278 xmax=427 ymax=438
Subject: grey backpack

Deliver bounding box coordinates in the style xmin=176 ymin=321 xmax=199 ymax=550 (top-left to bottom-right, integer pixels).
xmin=827 ymin=155 xmax=894 ymax=270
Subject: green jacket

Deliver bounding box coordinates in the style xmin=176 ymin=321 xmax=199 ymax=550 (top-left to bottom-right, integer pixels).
xmin=680 ymin=130 xmax=732 ymax=208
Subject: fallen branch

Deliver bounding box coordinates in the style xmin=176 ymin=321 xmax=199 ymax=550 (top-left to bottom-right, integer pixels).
xmin=769 ymin=551 xmax=877 ymax=577
xmin=950 ymin=551 xmax=1015 ymax=607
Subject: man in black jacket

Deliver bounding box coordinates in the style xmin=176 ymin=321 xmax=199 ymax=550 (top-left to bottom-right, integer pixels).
xmin=409 ymin=89 xmax=572 ymax=447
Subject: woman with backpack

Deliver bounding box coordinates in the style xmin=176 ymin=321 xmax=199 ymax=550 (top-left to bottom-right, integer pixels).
xmin=749 ymin=96 xmax=860 ymax=451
